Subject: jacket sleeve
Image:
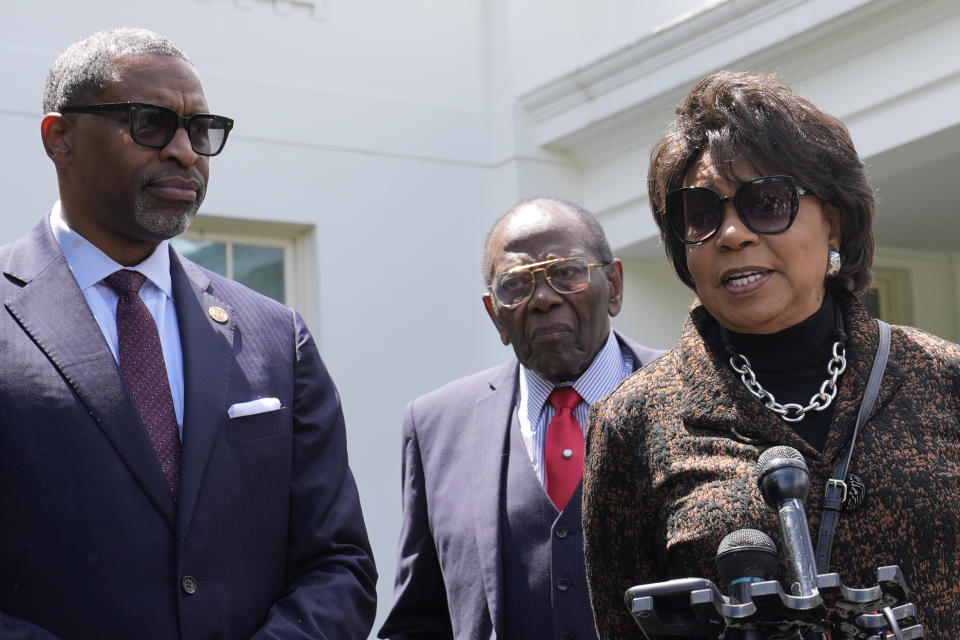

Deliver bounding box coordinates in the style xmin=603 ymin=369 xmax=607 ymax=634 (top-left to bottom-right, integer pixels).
xmin=377 ymin=402 xmax=455 ymax=640
xmin=251 ymin=312 xmax=377 ymax=640
xmin=583 ymin=395 xmax=651 ymax=640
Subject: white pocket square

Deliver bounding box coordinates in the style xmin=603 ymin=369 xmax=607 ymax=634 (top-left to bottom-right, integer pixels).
xmin=228 ymin=397 xmax=282 ymax=419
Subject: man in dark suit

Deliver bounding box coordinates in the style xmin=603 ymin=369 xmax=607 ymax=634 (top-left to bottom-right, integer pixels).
xmin=0 ymin=28 xmax=376 ymax=639
xmin=379 ymin=197 xmax=661 ymax=639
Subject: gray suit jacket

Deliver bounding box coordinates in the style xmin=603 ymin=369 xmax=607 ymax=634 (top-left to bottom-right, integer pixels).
xmin=379 ymin=334 xmax=661 ymax=639
xmin=0 ymin=219 xmax=376 ymax=639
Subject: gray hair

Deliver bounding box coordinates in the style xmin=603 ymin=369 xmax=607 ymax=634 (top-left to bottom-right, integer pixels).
xmin=482 ymin=197 xmax=614 ymax=285
xmin=43 ymin=27 xmax=191 ymax=113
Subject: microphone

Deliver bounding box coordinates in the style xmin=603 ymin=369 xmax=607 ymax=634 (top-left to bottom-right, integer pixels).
xmin=756 ymin=446 xmax=820 ymax=598
xmin=716 ymin=529 xmax=779 ymax=640
xmin=716 ymin=528 xmax=779 ymax=604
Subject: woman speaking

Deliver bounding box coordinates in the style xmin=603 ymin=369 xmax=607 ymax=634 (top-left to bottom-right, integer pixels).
xmin=582 ymin=71 xmax=959 ymax=638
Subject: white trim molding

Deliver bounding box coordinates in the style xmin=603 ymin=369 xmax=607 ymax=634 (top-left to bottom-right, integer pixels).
xmin=195 ymin=0 xmax=328 ymax=20
xmin=517 ymin=0 xmax=938 ymax=155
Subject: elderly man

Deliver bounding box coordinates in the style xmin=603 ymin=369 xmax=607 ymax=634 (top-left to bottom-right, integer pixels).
xmin=0 ymin=28 xmax=376 ymax=639
xmin=379 ymin=197 xmax=661 ymax=640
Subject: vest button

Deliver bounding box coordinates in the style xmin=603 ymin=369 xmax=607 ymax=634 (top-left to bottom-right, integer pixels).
xmin=181 ymin=575 xmax=198 ymax=595
xmin=557 ymin=578 xmax=570 ymax=592
xmin=556 ymin=527 xmax=569 ymax=539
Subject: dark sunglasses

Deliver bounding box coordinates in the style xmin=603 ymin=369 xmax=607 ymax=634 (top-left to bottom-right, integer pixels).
xmin=61 ymin=102 xmax=234 ymax=156
xmin=662 ymin=175 xmax=811 ymax=244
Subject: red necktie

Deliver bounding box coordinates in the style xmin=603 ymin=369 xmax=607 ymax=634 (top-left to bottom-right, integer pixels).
xmin=545 ymin=386 xmax=584 ymax=510
xmin=105 ymin=270 xmax=181 ymax=499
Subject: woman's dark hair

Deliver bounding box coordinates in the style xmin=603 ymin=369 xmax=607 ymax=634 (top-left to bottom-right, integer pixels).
xmin=648 ymin=71 xmax=875 ymax=294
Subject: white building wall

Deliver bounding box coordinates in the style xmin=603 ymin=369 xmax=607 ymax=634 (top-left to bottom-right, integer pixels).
xmin=618 ymin=258 xmax=694 ymax=350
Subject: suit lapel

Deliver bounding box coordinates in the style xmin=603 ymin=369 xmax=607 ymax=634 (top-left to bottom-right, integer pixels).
xmin=616 ymin=330 xmax=663 ymax=372
xmin=169 ymin=250 xmax=235 ymax=543
xmin=2 ymin=222 xmax=176 ymax=527
xmin=470 ymin=361 xmax=517 ymax=640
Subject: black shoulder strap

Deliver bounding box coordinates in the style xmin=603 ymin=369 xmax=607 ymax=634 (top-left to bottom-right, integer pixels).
xmin=815 ymin=319 xmax=890 ymax=574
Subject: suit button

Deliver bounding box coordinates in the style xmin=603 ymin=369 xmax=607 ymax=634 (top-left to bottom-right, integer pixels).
xmin=557 ymin=578 xmax=570 ymax=592
xmin=556 ymin=527 xmax=569 ymax=539
xmin=560 ymin=633 xmax=573 ymax=640
xmin=181 ymin=575 xmax=198 ymax=595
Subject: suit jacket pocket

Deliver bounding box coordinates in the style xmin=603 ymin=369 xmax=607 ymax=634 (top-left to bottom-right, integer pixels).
xmin=226 ymin=407 xmax=289 ymax=443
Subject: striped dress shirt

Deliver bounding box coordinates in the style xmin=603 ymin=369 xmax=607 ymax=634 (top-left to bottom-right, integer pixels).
xmin=517 ymin=329 xmax=634 ymax=487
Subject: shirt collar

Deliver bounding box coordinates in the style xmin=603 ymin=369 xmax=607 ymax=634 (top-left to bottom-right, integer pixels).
xmin=519 ymin=329 xmax=625 ymax=421
xmin=50 ymin=201 xmax=173 ymax=298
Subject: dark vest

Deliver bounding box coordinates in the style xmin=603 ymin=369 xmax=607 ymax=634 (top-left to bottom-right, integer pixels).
xmin=501 ymin=407 xmax=598 ymax=640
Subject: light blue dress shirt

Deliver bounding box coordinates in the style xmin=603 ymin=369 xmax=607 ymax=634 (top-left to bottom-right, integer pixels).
xmin=49 ymin=202 xmax=185 ymax=433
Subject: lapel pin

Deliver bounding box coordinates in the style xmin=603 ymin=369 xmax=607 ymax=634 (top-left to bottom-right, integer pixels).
xmin=208 ymin=306 xmax=229 ymax=323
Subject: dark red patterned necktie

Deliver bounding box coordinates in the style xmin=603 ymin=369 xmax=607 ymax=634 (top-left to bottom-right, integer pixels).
xmin=104 ymin=270 xmax=181 ymax=499
xmin=545 ymin=386 xmax=584 ymax=510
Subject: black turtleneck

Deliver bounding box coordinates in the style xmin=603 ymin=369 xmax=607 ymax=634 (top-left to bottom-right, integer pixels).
xmin=707 ymin=290 xmax=844 ymax=451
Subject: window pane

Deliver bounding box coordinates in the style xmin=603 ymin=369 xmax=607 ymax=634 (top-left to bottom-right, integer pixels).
xmin=234 ymin=244 xmax=285 ymax=303
xmin=172 ymin=238 xmax=227 ymax=276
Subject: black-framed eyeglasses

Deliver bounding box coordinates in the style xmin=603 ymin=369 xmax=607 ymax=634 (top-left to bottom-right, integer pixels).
xmin=60 ymin=102 xmax=234 ymax=156
xmin=490 ymin=256 xmax=607 ymax=308
xmin=662 ymin=175 xmax=812 ymax=244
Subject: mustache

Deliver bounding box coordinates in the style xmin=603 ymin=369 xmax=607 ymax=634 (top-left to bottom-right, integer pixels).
xmin=140 ymin=167 xmax=207 ymax=199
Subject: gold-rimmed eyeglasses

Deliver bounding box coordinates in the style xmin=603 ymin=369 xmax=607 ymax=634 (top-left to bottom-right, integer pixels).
xmin=489 ymin=256 xmax=607 ymax=308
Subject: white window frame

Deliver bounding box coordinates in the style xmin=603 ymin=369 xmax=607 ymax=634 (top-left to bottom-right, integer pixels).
xmin=175 ymin=215 xmax=314 ymax=324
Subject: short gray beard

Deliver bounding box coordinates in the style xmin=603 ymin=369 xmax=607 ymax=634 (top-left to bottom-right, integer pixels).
xmin=133 ymin=196 xmax=199 ymax=239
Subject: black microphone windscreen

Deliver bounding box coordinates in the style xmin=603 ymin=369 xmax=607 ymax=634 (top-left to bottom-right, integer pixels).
xmin=757 ymin=445 xmax=811 ymax=506
xmin=716 ymin=528 xmax=779 ymax=584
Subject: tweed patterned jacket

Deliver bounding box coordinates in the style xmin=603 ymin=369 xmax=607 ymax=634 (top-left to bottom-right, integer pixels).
xmin=583 ymin=290 xmax=960 ymax=639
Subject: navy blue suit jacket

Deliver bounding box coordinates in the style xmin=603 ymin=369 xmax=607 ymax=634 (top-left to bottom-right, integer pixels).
xmin=0 ymin=220 xmax=377 ymax=639
xmin=379 ymin=335 xmax=661 ymax=639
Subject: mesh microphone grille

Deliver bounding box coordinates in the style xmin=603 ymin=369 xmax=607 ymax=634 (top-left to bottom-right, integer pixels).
xmin=756 ymin=445 xmax=806 ymax=476
xmin=716 ymin=528 xmax=779 ymax=583
xmin=717 ymin=528 xmax=777 ymax=555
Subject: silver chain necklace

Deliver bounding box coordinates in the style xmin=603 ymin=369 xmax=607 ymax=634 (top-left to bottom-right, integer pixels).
xmin=728 ymin=341 xmax=847 ymax=423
